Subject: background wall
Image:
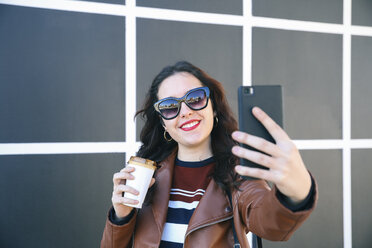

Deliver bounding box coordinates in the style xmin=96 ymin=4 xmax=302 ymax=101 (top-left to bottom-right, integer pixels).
xmin=0 ymin=0 xmax=371 ymax=247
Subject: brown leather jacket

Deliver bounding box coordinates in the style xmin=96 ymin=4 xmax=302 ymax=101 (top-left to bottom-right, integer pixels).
xmin=101 ymin=152 xmax=317 ymax=248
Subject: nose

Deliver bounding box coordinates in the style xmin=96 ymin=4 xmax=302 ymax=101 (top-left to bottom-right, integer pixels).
xmin=179 ymin=101 xmax=193 ymax=118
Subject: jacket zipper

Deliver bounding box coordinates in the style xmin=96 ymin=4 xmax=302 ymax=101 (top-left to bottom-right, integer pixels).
xmin=182 ymin=215 xmax=233 ymax=248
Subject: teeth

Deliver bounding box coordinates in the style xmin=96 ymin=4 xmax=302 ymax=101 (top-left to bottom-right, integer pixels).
xmin=182 ymin=121 xmax=199 ymax=128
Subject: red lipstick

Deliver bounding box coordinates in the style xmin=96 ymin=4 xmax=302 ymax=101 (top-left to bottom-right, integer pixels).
xmin=180 ymin=119 xmax=201 ymax=131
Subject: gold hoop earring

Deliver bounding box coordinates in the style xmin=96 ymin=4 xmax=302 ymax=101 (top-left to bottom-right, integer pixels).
xmin=163 ymin=130 xmax=173 ymax=142
xmin=214 ymin=116 xmax=219 ymax=126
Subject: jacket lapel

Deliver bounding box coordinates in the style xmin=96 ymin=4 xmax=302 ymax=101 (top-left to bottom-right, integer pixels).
xmin=133 ymin=151 xmax=176 ymax=247
xmin=151 ymin=151 xmax=176 ymax=233
xmin=186 ymin=179 xmax=232 ymax=235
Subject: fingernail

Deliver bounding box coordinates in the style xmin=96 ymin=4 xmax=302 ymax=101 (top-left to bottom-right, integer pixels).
xmin=252 ymin=106 xmax=262 ymax=115
xmin=232 ymin=146 xmax=240 ymax=154
xmin=232 ymin=131 xmax=243 ymax=139
xmin=235 ymin=165 xmax=243 ymax=173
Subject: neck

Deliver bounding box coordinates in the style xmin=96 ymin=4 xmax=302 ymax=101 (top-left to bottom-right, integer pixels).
xmin=177 ymin=138 xmax=213 ymax=161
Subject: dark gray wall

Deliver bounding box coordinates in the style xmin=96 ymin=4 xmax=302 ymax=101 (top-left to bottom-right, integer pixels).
xmin=263 ymin=150 xmax=344 ymax=248
xmin=252 ymin=28 xmax=342 ymax=139
xmin=0 ymin=5 xmax=126 ymax=142
xmin=351 ymin=36 xmax=372 ymax=138
xmin=351 ymin=150 xmax=372 ymax=247
xmin=252 ymin=0 xmax=343 ymax=23
xmin=1 ymin=0 xmax=372 ymax=247
xmin=352 ymin=0 xmax=372 ymax=26
xmin=0 ymin=153 xmax=125 ymax=248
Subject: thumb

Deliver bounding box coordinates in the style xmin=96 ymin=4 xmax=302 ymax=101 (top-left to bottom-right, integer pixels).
xmin=149 ymin=178 xmax=156 ymax=188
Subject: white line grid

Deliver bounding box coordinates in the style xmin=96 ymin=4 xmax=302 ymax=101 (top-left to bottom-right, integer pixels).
xmin=0 ymin=0 xmax=372 ymax=36
xmin=1 ymin=0 xmax=371 ymax=247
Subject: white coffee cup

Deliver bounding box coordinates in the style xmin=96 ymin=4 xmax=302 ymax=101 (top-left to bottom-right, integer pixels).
xmin=123 ymin=156 xmax=156 ymax=208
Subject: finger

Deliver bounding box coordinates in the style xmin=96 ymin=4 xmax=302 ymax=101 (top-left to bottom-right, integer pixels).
xmin=114 ymin=184 xmax=139 ymax=196
xmin=113 ymin=171 xmax=135 ymax=186
xmin=149 ymin=178 xmax=156 ymax=188
xmin=252 ymin=107 xmax=290 ymax=142
xmin=115 ymin=167 xmax=135 ymax=186
xmin=120 ymin=166 xmax=135 ymax=173
xmin=235 ymin=165 xmax=276 ymax=182
xmin=232 ymin=131 xmax=281 ymax=157
xmin=232 ymin=146 xmax=275 ymax=169
xmin=112 ymin=195 xmax=139 ymax=206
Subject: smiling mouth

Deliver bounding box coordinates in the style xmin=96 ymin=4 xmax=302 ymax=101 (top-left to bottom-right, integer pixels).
xmin=180 ymin=120 xmax=201 ymax=131
xmin=181 ymin=121 xmax=199 ymax=128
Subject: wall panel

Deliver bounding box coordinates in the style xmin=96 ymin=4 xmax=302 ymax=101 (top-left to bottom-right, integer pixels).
xmin=252 ymin=28 xmax=342 ymax=139
xmin=0 ymin=153 xmax=125 ymax=247
xmin=0 ymin=5 xmax=126 ymax=142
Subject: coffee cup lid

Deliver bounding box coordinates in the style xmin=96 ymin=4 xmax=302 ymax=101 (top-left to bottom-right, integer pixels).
xmin=128 ymin=156 xmax=157 ymax=170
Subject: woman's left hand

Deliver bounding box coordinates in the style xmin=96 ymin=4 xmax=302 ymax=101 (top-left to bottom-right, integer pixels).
xmin=231 ymin=107 xmax=311 ymax=204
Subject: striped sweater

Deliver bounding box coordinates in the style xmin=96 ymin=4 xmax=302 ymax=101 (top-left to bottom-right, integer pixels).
xmin=159 ymin=157 xmax=215 ymax=248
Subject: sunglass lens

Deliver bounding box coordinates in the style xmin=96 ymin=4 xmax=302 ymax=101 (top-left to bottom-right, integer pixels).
xmin=186 ymin=89 xmax=207 ymax=110
xmin=158 ymin=99 xmax=179 ymax=119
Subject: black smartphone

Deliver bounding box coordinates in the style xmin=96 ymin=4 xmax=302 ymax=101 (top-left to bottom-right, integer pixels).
xmin=237 ymin=85 xmax=283 ymax=180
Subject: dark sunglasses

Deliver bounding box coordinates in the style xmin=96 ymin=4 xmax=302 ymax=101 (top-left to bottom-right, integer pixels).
xmin=154 ymin=86 xmax=210 ymax=120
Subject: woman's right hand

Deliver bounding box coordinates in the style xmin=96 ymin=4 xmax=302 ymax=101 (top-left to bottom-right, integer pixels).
xmin=111 ymin=166 xmax=156 ymax=218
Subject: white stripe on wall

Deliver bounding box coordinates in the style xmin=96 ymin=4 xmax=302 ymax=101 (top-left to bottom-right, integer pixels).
xmin=2 ymin=139 xmax=372 ymax=155
xmin=125 ymin=0 xmax=138 ymax=159
xmin=242 ymin=0 xmax=252 ymax=87
xmin=0 ymin=142 xmax=141 ymax=155
xmin=343 ymin=0 xmax=352 ymax=247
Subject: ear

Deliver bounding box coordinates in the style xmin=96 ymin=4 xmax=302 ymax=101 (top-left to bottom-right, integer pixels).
xmin=214 ymin=111 xmax=217 ymax=117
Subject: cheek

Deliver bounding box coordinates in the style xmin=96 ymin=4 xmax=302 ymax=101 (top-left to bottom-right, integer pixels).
xmin=205 ymin=107 xmax=215 ymax=125
xmin=163 ymin=119 xmax=177 ymax=131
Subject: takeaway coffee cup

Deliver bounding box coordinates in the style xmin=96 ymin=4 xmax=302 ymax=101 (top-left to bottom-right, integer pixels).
xmin=123 ymin=156 xmax=156 ymax=208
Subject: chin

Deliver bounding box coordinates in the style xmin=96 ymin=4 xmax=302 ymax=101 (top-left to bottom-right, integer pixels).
xmin=184 ymin=137 xmax=210 ymax=148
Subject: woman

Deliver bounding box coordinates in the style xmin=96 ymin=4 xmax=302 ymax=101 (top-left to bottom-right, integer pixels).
xmin=101 ymin=61 xmax=317 ymax=248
